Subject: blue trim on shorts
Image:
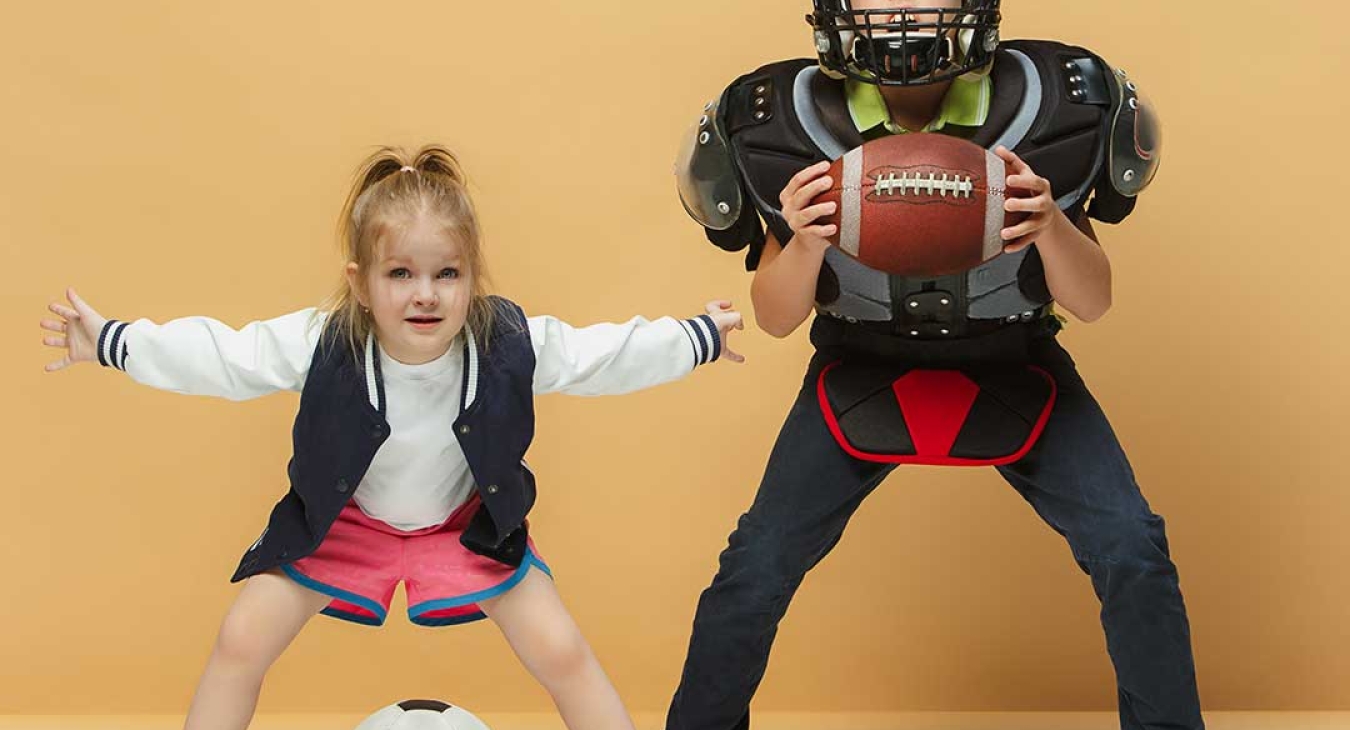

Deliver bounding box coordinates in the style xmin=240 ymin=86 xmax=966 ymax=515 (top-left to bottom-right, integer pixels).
xmin=281 ymin=563 xmax=389 ymax=627
xmin=319 ymin=606 xmax=385 ymax=626
xmin=410 ymin=609 xmax=489 ymax=627
xmin=406 ymin=548 xmax=553 ymax=627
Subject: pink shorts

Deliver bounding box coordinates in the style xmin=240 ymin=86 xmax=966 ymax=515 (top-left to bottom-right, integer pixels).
xmin=282 ymin=496 xmax=550 ymax=627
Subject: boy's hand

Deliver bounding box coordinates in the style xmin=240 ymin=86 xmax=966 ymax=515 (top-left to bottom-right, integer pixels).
xmin=996 ymin=146 xmax=1063 ymax=254
xmin=705 ymin=300 xmax=745 ymax=364
xmin=42 ymin=287 xmax=107 ymax=372
xmin=779 ymin=161 xmax=838 ymax=251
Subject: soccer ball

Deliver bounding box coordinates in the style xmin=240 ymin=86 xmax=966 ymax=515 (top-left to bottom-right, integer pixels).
xmin=354 ymin=699 xmax=492 ymax=730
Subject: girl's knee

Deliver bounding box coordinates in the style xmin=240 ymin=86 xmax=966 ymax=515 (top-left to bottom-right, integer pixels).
xmin=528 ymin=627 xmax=595 ymax=684
xmin=211 ymin=606 xmax=284 ymax=672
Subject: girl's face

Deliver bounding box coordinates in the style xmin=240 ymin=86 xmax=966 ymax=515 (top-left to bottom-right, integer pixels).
xmin=349 ymin=214 xmax=472 ymax=365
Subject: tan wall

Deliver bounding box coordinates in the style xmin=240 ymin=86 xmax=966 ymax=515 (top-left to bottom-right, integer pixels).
xmin=3 ymin=0 xmax=1347 ymax=715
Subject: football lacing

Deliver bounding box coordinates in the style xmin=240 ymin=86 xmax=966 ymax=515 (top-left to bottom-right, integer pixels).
xmin=873 ymin=172 xmax=974 ymax=199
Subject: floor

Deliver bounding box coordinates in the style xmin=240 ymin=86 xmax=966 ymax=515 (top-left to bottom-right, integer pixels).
xmin=0 ymin=712 xmax=1346 ymax=730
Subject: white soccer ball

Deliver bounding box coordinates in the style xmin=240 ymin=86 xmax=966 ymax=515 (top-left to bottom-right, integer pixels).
xmin=354 ymin=699 xmax=492 ymax=730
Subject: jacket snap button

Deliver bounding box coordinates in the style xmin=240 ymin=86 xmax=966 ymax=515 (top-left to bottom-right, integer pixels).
xmin=336 ymin=479 xmax=350 ymax=493
xmin=458 ymin=425 xmax=471 ymax=435
xmin=485 ymin=484 xmax=499 ymax=494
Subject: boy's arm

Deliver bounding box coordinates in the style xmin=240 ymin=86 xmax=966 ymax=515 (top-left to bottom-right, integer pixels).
xmin=749 ymin=160 xmax=838 ymax=339
xmin=750 ymin=231 xmax=829 ymax=338
xmin=1032 ymin=211 xmax=1112 ymax=323
xmin=996 ymin=146 xmax=1113 ymax=323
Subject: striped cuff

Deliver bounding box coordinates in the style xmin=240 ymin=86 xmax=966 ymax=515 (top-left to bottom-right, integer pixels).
xmin=97 ymin=320 xmax=131 ymax=371
xmin=678 ymin=314 xmax=722 ymax=367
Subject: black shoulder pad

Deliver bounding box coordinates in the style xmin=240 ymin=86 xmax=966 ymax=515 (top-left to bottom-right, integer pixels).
xmin=694 ymin=61 xmax=814 ymax=269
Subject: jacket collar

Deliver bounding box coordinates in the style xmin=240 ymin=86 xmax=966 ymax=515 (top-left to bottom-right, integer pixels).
xmin=360 ymin=326 xmax=481 ymax=416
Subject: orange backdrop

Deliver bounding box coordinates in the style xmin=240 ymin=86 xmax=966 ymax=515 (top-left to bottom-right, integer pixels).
xmin=2 ymin=0 xmax=1347 ymax=715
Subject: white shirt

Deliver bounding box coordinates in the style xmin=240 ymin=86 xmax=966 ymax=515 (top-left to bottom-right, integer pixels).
xmin=351 ymin=342 xmax=474 ymax=530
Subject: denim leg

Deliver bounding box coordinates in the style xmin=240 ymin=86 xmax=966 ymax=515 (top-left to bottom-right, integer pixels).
xmin=996 ymin=338 xmax=1205 ymax=730
xmin=667 ymin=359 xmax=895 ymax=730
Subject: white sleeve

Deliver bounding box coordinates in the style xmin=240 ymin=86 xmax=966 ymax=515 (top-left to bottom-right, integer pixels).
xmin=96 ymin=308 xmax=327 ymax=400
xmin=527 ymin=313 xmax=721 ymax=396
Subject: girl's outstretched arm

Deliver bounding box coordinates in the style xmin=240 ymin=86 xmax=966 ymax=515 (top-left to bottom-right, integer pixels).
xmin=529 ymin=300 xmax=743 ymax=396
xmin=41 ymin=287 xmax=324 ymax=400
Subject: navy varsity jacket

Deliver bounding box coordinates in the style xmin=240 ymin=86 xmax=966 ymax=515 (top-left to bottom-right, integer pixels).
xmin=95 ymin=296 xmax=723 ymax=580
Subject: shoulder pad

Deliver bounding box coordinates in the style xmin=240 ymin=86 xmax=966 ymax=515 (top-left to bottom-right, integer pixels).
xmin=720 ymin=60 xmax=814 ymax=135
xmin=675 ymin=91 xmax=744 ymax=232
xmin=1102 ymin=60 xmax=1161 ymax=196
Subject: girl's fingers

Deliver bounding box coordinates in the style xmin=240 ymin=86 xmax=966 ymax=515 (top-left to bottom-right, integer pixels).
xmin=40 ymin=319 xmax=67 ymax=333
xmin=45 ymin=356 xmax=72 ymax=372
xmin=43 ymin=335 xmax=67 ymax=348
xmin=718 ymin=313 xmax=744 ymax=331
xmin=67 ymin=287 xmax=91 ymax=314
xmin=49 ymin=303 xmax=78 ymax=320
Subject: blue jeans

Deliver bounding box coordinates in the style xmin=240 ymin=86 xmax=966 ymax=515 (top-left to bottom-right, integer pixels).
xmin=666 ymin=325 xmax=1204 ymax=730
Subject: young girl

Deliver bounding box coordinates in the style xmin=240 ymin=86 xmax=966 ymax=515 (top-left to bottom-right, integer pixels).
xmin=40 ymin=145 xmax=743 ymax=730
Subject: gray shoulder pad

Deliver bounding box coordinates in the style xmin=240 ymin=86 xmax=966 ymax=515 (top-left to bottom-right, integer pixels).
xmin=675 ymin=92 xmax=745 ymax=231
xmin=1104 ymin=62 xmax=1162 ymax=197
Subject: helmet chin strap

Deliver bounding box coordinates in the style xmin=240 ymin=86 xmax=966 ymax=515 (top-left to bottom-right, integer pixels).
xmin=852 ymin=31 xmax=955 ymax=84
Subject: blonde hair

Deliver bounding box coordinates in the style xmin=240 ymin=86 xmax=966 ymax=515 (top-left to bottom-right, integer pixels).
xmin=323 ymin=145 xmax=501 ymax=360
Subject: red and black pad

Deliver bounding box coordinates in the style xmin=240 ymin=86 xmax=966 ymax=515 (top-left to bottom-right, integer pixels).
xmin=816 ymin=361 xmax=1057 ymax=466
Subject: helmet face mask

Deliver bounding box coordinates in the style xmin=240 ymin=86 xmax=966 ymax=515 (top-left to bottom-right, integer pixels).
xmin=807 ymin=1 xmax=1002 ymax=86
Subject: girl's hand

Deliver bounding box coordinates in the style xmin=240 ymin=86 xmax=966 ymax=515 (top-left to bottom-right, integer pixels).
xmin=779 ymin=160 xmax=838 ymax=251
xmin=41 ymin=287 xmax=107 ymax=372
xmin=996 ymin=145 xmax=1062 ymax=254
xmin=705 ymin=300 xmax=745 ymax=364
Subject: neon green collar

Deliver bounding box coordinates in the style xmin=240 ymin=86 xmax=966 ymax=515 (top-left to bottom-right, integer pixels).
xmin=845 ymin=69 xmax=991 ymax=134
